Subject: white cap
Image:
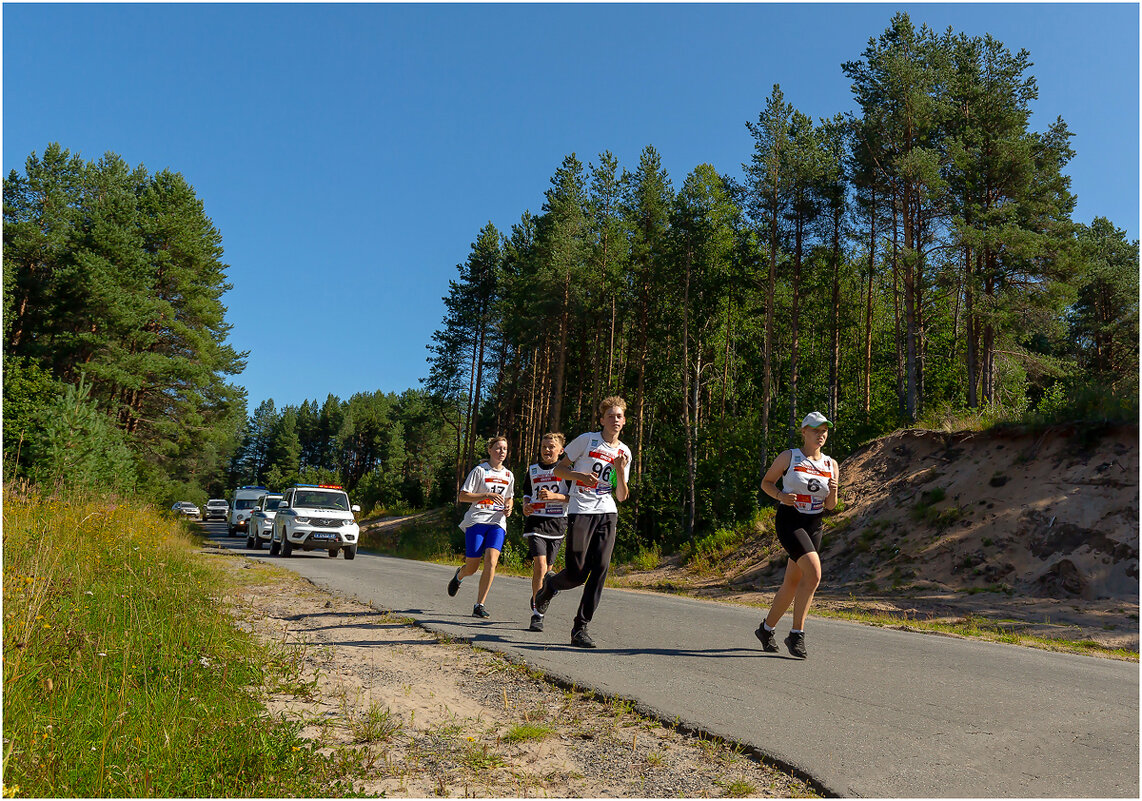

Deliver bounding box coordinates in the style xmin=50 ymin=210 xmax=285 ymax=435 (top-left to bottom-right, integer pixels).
xmin=801 ymin=411 xmax=832 ymax=429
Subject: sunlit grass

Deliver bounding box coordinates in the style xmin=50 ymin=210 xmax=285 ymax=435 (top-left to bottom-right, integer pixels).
xmin=2 ymin=488 xmax=360 ymax=797
xmin=501 ymin=723 xmax=554 ymax=743
xmin=809 ymin=606 xmax=1138 ymax=661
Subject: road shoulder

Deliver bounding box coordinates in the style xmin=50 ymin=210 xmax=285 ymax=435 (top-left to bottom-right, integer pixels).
xmin=210 ymin=552 xmax=819 ymax=798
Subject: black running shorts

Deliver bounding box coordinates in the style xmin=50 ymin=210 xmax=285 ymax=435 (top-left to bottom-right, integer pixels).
xmin=775 ymin=504 xmax=824 ymax=561
xmin=526 ymin=533 xmax=562 ymax=562
xmin=524 ymin=516 xmax=566 ymax=561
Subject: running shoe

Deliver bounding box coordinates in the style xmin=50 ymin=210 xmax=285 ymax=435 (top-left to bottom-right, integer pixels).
xmin=472 ymin=603 xmax=491 ymax=618
xmin=754 ymin=624 xmax=780 ymax=653
xmin=447 ymin=567 xmax=462 ymax=597
xmin=533 ymin=570 xmax=558 ymax=615
xmin=784 ymin=631 xmax=807 ymax=659
xmin=570 ymin=628 xmax=596 ymax=648
xmin=529 ymin=614 xmax=544 ymax=632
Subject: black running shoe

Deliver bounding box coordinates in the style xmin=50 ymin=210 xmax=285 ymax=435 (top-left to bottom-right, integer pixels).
xmin=533 ymin=570 xmax=558 ymax=615
xmin=755 ymin=624 xmax=780 ymax=653
xmin=447 ymin=567 xmax=462 ymax=597
xmin=473 ymin=603 xmax=491 ymax=618
xmin=529 ymin=614 xmax=544 ymax=632
xmin=570 ymin=628 xmax=596 ymax=648
xmin=785 ymin=631 xmax=807 ymax=659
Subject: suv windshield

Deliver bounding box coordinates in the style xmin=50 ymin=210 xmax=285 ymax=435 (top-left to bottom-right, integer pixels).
xmin=207 ymin=500 xmax=227 ymax=507
xmin=294 ymin=490 xmax=349 ymax=511
xmin=261 ymin=496 xmax=282 ymax=510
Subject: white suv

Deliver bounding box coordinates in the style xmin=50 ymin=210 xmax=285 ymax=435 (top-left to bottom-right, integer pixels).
xmin=246 ymin=493 xmax=282 ymax=550
xmin=228 ymin=486 xmax=269 ymax=537
xmin=271 ymin=484 xmax=361 ymax=560
xmin=204 ymin=499 xmax=230 ymax=521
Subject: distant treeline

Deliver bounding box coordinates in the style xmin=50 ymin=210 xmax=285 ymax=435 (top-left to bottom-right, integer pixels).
xmin=4 ymin=144 xmax=246 ymax=501
xmin=226 ymin=391 xmax=456 ymax=514
xmin=423 ymin=13 xmax=1139 ymax=551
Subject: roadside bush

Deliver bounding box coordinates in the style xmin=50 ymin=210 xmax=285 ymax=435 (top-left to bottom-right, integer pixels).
xmin=10 ymin=374 xmax=138 ymax=495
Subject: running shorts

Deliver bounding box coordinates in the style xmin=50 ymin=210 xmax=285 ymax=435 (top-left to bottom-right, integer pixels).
xmin=525 ymin=531 xmax=563 ymax=562
xmin=464 ymin=523 xmax=506 ymax=558
xmin=775 ymin=504 xmax=824 ymax=561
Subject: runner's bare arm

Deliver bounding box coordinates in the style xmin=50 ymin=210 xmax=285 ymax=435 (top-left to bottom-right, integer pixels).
xmin=613 ymin=450 xmax=630 ymax=502
xmin=761 ymin=450 xmax=795 ymax=505
xmin=825 ymin=463 xmax=840 ymax=511
xmin=458 ymin=490 xmax=499 ymax=504
xmin=553 ymin=455 xmax=597 ymax=487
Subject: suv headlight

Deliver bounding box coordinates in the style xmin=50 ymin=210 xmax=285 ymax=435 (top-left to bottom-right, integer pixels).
xmin=294 ymin=517 xmax=310 ymax=525
xmin=342 ymin=519 xmax=356 ymax=527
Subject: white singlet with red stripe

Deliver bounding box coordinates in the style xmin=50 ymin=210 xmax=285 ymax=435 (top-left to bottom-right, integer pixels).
xmin=458 ymin=462 xmax=515 ymax=531
xmin=782 ymin=448 xmax=834 ymax=514
xmin=564 ymin=431 xmax=632 ymax=515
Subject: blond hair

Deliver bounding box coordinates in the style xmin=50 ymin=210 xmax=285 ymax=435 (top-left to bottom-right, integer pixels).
xmin=486 ymin=435 xmax=508 ymax=452
xmin=541 ymin=432 xmax=566 ymax=447
xmin=597 ymin=395 xmax=628 ymax=420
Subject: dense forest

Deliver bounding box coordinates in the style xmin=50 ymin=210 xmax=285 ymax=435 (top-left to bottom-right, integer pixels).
xmin=5 ymin=15 xmax=1137 ymax=557
xmin=422 ymin=14 xmax=1138 ymax=551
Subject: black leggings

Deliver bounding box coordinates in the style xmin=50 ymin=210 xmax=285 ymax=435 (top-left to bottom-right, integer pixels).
xmin=775 ymin=504 xmax=824 ymax=562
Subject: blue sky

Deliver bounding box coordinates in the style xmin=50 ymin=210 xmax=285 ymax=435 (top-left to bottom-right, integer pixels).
xmin=5 ymin=3 xmax=1138 ymax=413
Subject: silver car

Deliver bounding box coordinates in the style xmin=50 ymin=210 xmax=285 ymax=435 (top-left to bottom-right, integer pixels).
xmin=246 ymin=493 xmax=283 ymax=550
xmin=171 ymin=501 xmax=201 ymax=520
xmin=204 ymin=499 xmax=229 ymax=521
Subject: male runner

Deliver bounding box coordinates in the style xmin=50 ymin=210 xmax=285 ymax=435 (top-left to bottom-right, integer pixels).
xmin=522 ymin=432 xmax=571 ymax=632
xmin=534 ymin=397 xmax=632 ymax=648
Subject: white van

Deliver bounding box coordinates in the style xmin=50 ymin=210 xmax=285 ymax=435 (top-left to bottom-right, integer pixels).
xmin=228 ymin=486 xmax=269 ymax=537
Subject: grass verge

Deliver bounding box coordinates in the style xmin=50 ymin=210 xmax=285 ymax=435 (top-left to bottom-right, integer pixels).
xmin=2 ymin=488 xmax=363 ymax=797
xmin=809 ymin=606 xmax=1138 ymax=661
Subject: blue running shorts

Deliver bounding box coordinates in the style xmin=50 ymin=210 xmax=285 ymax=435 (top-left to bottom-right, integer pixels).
xmin=465 ymin=523 xmax=507 ymax=558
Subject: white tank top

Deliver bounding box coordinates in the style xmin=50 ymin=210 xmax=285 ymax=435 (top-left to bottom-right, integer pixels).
xmin=782 ymin=448 xmax=834 ymax=514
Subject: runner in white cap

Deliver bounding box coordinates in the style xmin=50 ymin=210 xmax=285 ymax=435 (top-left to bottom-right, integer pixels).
xmin=754 ymin=411 xmax=839 ymax=658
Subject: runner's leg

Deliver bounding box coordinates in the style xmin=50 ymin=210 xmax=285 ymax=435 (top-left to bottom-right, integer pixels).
xmin=573 ymin=513 xmax=617 ymax=631
xmin=458 ymin=555 xmax=482 ymax=580
xmin=531 ymin=554 xmax=548 ymax=601
xmin=764 ymin=559 xmax=802 ymax=629
xmin=549 ymin=514 xmax=591 ymax=591
xmin=791 ymin=551 xmax=821 ymax=630
xmin=477 ymin=548 xmax=501 ymax=605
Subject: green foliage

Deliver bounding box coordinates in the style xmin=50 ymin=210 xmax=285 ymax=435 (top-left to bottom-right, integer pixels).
xmin=629 ymin=544 xmax=662 ymax=571
xmin=346 ymin=702 xmax=404 ymax=743
xmin=231 ymin=389 xmax=456 ymax=511
xmin=502 ymin=723 xmax=554 ymax=744
xmin=2 ymin=356 xmax=62 ymax=477
xmin=25 ymin=376 xmax=138 ymax=494
xmin=3 ymin=490 xmax=359 ymax=796
xmin=4 ymin=143 xmax=246 ymax=503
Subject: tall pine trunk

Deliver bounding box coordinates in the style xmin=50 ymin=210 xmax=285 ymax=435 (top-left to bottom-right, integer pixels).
xmin=681 ymin=248 xmax=697 ymax=539
xmin=787 ymin=217 xmax=803 ymax=445
xmin=863 ymin=186 xmax=877 ymax=416
xmin=548 ymin=273 xmax=571 ymax=430
xmin=829 ymin=204 xmax=842 ymax=422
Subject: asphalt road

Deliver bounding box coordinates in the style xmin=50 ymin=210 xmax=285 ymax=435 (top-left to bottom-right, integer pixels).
xmin=203 ymin=522 xmax=1139 ymax=797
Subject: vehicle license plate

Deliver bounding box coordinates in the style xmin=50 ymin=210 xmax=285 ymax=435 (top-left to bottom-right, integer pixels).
xmin=312 ymin=532 xmax=334 ymax=540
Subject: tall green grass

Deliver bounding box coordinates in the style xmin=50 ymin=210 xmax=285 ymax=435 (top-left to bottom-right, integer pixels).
xmin=2 ymin=488 xmax=357 ymax=797
xmin=683 ymin=508 xmax=778 ymax=575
